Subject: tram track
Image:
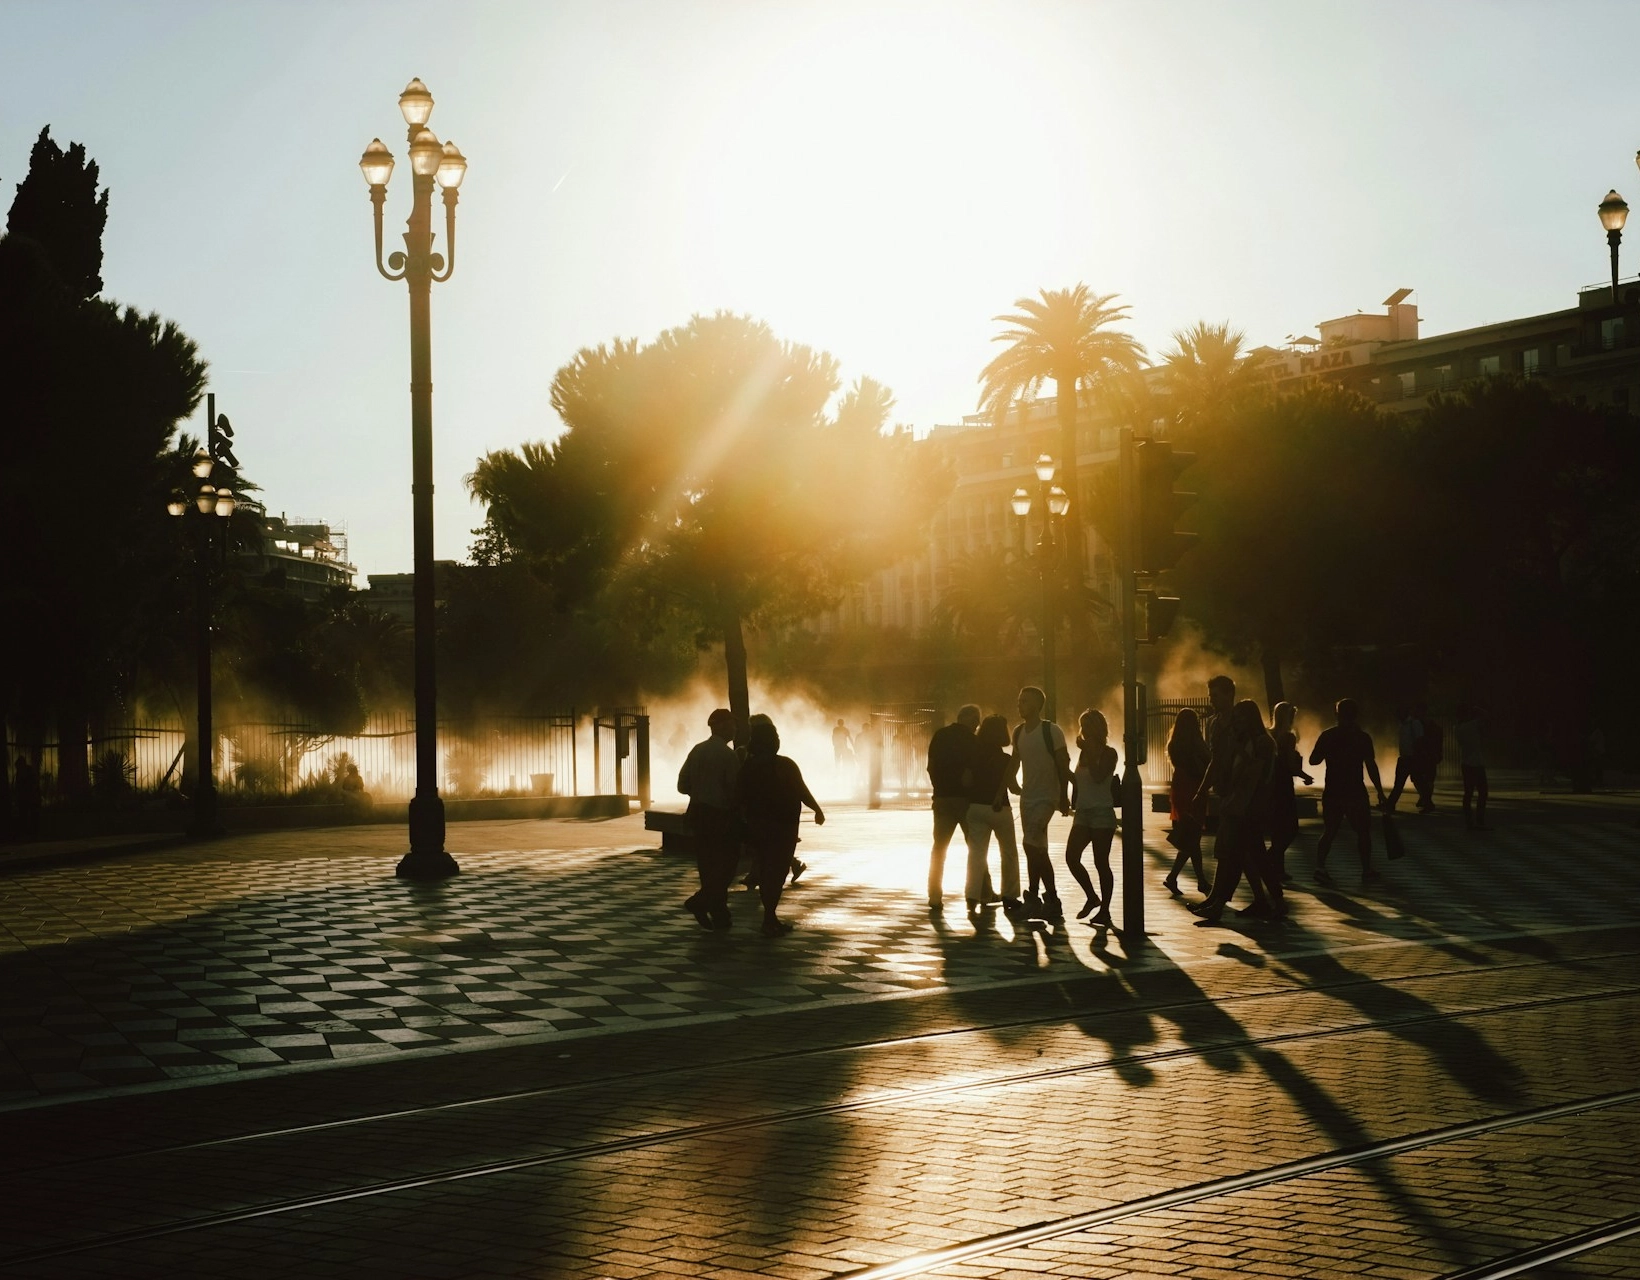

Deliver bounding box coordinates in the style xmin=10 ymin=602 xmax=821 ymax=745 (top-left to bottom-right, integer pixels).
xmin=4 ymin=975 xmax=1638 ymax=1267
xmin=22 ymin=943 xmax=1640 ymax=1172
xmin=841 ymin=1090 xmax=1640 ymax=1280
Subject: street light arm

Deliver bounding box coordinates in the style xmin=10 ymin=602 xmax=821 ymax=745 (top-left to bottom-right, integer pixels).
xmin=431 ymin=188 xmax=458 ymax=284
xmin=371 ymin=186 xmax=407 ymax=282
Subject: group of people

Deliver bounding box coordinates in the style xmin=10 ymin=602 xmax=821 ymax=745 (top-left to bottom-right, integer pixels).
xmin=673 ymin=679 xmax=1492 ymax=939
xmin=677 ymin=709 xmax=824 ymax=938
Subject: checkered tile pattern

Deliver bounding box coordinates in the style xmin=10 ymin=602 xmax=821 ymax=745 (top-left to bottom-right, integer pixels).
xmin=0 ymin=803 xmax=1635 ymax=1103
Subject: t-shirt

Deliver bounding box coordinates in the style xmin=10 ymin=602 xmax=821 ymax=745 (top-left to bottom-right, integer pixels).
xmin=1203 ymin=711 xmax=1236 ymax=797
xmin=678 ymin=736 xmax=738 ymax=812
xmin=1311 ymin=725 xmax=1376 ymax=794
xmin=966 ymin=744 xmax=1012 ymax=807
xmin=734 ymin=753 xmax=812 ymax=843
xmin=1012 ymin=720 xmax=1068 ymax=804
xmin=925 ymin=723 xmax=975 ymax=799
xmin=1072 ymin=746 xmax=1118 ymax=829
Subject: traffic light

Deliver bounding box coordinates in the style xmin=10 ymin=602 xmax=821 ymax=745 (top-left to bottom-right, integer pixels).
xmin=1139 ymin=591 xmax=1182 ymax=644
xmin=1136 ymin=440 xmax=1198 ymax=573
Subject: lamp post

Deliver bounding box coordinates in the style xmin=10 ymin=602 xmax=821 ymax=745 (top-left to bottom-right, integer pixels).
xmin=360 ymin=79 xmax=467 ymax=879
xmin=1598 ymin=189 xmax=1628 ymax=302
xmin=1011 ymin=454 xmax=1070 ymax=722
xmin=168 ymin=393 xmax=238 ymax=838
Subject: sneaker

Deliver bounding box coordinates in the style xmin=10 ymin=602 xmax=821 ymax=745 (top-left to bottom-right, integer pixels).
xmin=789 ymin=858 xmax=808 ymax=884
xmin=685 ymin=896 xmax=711 ymax=929
xmin=1002 ymin=897 xmax=1026 ymax=918
xmin=1042 ymin=895 xmax=1065 ymax=922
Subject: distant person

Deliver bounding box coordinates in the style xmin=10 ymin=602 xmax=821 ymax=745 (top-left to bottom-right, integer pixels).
xmin=1011 ymin=686 xmax=1070 ymax=921
xmin=1266 ymin=702 xmax=1313 ymax=884
xmin=925 ymin=705 xmax=980 ymax=910
xmin=1454 ymin=706 xmax=1489 ymax=830
xmin=1064 ymin=709 xmax=1118 ymax=926
xmin=340 ymin=761 xmax=373 ymax=813
xmin=1310 ymin=698 xmax=1386 ymax=884
xmin=1383 ymin=707 xmax=1425 ymax=814
xmin=831 ymin=718 xmax=854 ymax=770
xmin=733 ymin=714 xmax=824 ymax=937
xmin=962 ymin=714 xmax=1020 ymax=917
xmin=1193 ymin=700 xmax=1279 ymax=926
xmin=1191 ymin=674 xmax=1239 ymax=897
xmin=678 ymin=708 xmax=740 ymax=930
xmin=1163 ymin=708 xmax=1210 ymax=896
xmin=1411 ymin=705 xmax=1443 ymax=812
xmin=12 ymin=755 xmax=40 ymax=840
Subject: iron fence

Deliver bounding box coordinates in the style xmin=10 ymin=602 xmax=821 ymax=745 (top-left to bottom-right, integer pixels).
xmin=7 ymin=713 xmax=582 ymax=804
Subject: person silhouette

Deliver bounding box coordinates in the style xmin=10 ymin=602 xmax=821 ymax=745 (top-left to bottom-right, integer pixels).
xmin=1064 ymin=709 xmax=1117 ymax=926
xmin=962 ymin=714 xmax=1020 ymax=917
xmin=1011 ymin=686 xmax=1069 ymax=920
xmin=678 ymin=709 xmax=740 ymax=930
xmin=925 ymin=705 xmax=979 ymax=910
xmin=1310 ymin=698 xmax=1386 ymax=884
xmin=733 ymin=714 xmax=824 ymax=937
xmin=1192 ymin=700 xmax=1279 ymax=925
xmin=1454 ymin=705 xmax=1489 ymax=830
xmin=1267 ymin=701 xmax=1313 ymax=884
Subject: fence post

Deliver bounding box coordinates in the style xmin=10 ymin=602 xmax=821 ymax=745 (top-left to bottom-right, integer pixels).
xmin=593 ymin=714 xmax=602 ymax=797
xmin=635 ymin=714 xmax=651 ymax=810
xmin=571 ymin=708 xmax=579 ymax=797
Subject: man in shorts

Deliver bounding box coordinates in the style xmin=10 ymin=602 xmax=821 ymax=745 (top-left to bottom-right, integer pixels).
xmin=1010 ymin=686 xmax=1070 ymax=920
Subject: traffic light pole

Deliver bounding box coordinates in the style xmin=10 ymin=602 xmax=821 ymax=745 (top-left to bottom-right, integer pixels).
xmin=1118 ymin=426 xmax=1145 ymax=942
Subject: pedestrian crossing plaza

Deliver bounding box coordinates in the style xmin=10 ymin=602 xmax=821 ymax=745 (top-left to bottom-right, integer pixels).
xmin=0 ymin=799 xmax=1634 ymax=1104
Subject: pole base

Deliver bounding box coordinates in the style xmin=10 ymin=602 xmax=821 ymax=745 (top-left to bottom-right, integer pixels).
xmin=399 ymin=793 xmax=457 ymax=879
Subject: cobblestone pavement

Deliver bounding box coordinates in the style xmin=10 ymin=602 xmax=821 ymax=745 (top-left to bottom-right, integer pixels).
xmin=3 ymin=797 xmax=1639 ymax=1277
xmin=1 ymin=798 xmax=1636 ymax=1103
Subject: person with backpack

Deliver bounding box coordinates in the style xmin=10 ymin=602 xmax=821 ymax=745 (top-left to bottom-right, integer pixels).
xmin=1267 ymin=701 xmax=1313 ymax=885
xmin=925 ymin=705 xmax=980 ymax=910
xmin=1064 ymin=709 xmax=1119 ymax=926
xmin=1010 ymin=685 xmax=1070 ymax=921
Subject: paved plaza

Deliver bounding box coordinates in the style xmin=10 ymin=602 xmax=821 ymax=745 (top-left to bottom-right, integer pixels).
xmin=2 ymin=791 xmax=1638 ymax=1276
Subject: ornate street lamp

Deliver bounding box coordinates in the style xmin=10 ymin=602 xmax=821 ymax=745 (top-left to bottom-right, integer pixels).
xmin=360 ymin=79 xmax=467 ymax=879
xmin=167 ymin=393 xmax=238 ymax=838
xmin=1599 ymin=189 xmax=1628 ymax=302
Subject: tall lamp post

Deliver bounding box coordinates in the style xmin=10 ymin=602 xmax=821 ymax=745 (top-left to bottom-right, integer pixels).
xmin=1009 ymin=453 xmax=1071 ymax=722
xmin=359 ymin=79 xmax=467 ymax=880
xmin=1599 ymin=189 xmax=1628 ymax=302
xmin=167 ymin=393 xmax=238 ymax=838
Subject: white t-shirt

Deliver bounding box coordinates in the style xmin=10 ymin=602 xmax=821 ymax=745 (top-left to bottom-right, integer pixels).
xmin=1013 ymin=720 xmax=1068 ymax=805
xmin=1073 ymin=750 xmax=1118 ymax=828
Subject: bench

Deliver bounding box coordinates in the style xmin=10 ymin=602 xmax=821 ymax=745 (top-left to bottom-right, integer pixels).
xmin=643 ymin=808 xmax=694 ymax=853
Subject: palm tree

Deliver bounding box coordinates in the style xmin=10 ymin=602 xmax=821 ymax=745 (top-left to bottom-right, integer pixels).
xmin=1160 ymin=321 xmax=1275 ymax=441
xmin=978 ymin=286 xmax=1144 ymax=662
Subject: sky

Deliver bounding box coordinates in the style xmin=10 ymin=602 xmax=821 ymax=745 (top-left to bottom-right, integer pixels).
xmin=4 ymin=0 xmax=1638 ymax=577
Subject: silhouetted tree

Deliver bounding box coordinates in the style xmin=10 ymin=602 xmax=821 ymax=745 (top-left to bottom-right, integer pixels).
xmin=469 ymin=313 xmax=948 ymax=737
xmin=978 ymin=286 xmax=1144 ymax=667
xmin=6 ymin=127 xmax=108 ymax=299
xmin=1160 ymin=321 xmax=1275 ymax=441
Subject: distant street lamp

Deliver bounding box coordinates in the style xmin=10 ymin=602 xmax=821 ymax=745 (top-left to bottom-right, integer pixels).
xmin=1012 ymin=456 xmax=1070 ymax=721
xmin=1598 ymin=189 xmax=1628 ymax=301
xmin=168 ymin=393 xmax=238 ymax=838
xmin=359 ymin=78 xmax=468 ymax=880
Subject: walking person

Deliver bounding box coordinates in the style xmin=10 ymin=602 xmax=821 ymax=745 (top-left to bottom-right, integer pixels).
xmin=1163 ymin=708 xmax=1210 ymax=896
xmin=1383 ymin=706 xmax=1424 ymax=813
xmin=1193 ymin=700 xmax=1279 ymax=925
xmin=925 ymin=705 xmax=980 ymax=910
xmin=1010 ymin=686 xmax=1070 ymax=921
xmin=1411 ymin=705 xmax=1443 ymax=812
xmin=1310 ymin=698 xmax=1387 ymax=884
xmin=733 ymin=714 xmax=824 ymax=937
xmin=678 ymin=709 xmax=740 ymax=930
xmin=1064 ymin=709 xmax=1119 ymax=927
xmin=962 ymin=714 xmax=1021 ymax=917
xmin=1191 ymin=675 xmax=1238 ymax=901
xmin=1454 ymin=706 xmax=1489 ymax=830
xmin=1267 ymin=701 xmax=1313 ymax=885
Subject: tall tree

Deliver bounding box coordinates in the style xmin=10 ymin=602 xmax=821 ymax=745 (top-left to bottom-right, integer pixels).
xmin=977 ymin=286 xmax=1144 ymax=668
xmin=6 ymin=127 xmax=108 ymax=299
xmin=469 ymin=313 xmax=947 ymax=737
xmin=1160 ymin=320 xmax=1275 ymax=441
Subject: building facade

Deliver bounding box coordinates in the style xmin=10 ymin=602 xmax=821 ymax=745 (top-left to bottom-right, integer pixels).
xmin=235 ymin=500 xmax=356 ymax=600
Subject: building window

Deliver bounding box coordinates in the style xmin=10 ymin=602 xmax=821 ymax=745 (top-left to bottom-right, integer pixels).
xmin=1557 ymin=343 xmax=1572 ymax=366
xmin=1001 ymin=453 xmax=1013 ymax=469
xmin=1435 ymin=364 xmax=1454 ymax=390
xmin=1601 ymin=317 xmax=1625 ymax=351
xmin=1398 ymin=371 xmax=1416 ymax=398
xmin=1522 ymin=348 xmax=1540 ymax=378
xmin=1478 ymin=355 xmax=1501 ymax=376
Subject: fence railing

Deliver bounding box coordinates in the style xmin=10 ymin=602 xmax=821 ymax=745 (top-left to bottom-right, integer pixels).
xmin=7 ymin=712 xmax=586 ymax=805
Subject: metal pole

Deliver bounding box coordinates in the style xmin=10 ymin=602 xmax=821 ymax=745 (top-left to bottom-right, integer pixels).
xmin=1038 ymin=488 xmax=1056 ymax=723
xmin=189 ymin=503 xmax=219 ymax=838
xmin=397 ymin=135 xmax=456 ymax=878
xmin=1118 ymin=427 xmax=1144 ymax=940
xmin=1609 ymin=229 xmax=1622 ymax=303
